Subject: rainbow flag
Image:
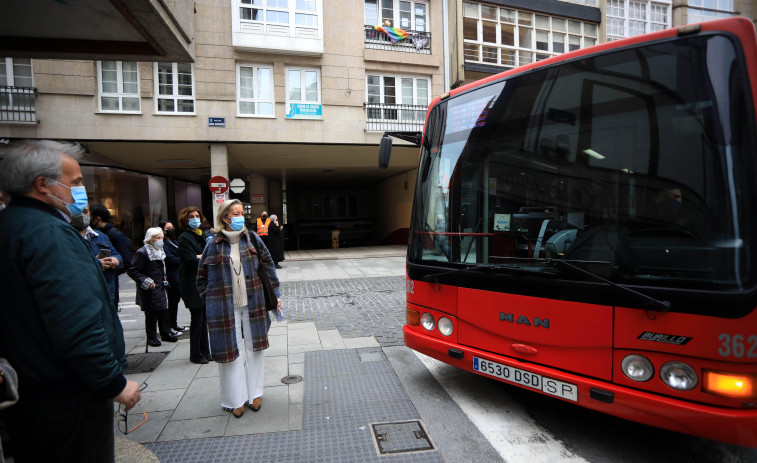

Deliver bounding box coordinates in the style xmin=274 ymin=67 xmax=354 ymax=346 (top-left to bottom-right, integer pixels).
xmin=374 ymin=26 xmax=410 ymax=43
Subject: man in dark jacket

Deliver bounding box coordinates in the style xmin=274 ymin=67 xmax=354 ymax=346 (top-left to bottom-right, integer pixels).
xmin=90 ymin=204 xmax=132 ymax=307
xmin=0 ymin=140 xmax=141 ymax=463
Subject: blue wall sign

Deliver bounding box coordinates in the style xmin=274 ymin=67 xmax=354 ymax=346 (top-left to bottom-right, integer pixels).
xmin=286 ymin=103 xmax=322 ymax=119
xmin=208 ymin=117 xmax=225 ymax=127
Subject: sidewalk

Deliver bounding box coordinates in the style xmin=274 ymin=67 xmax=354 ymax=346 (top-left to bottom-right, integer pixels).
xmin=115 ymin=245 xmax=411 ymax=462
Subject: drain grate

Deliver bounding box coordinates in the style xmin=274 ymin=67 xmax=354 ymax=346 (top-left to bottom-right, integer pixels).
xmin=281 ymin=375 xmax=303 ymax=384
xmin=123 ymin=352 xmax=169 ymax=375
xmin=371 ymin=420 xmax=434 ymax=455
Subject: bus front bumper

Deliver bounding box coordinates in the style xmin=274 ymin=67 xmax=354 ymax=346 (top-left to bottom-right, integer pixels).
xmin=404 ymin=326 xmax=757 ymax=448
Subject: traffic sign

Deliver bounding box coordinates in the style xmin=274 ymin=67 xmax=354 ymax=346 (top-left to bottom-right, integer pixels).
xmin=208 ymin=176 xmax=228 ymax=194
xmin=230 ymin=178 xmax=245 ymax=193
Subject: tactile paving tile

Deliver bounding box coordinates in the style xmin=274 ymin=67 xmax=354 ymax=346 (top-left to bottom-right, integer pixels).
xmin=145 ymin=348 xmax=443 ymax=462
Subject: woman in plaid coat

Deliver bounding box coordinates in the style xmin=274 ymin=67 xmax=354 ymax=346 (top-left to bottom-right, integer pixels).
xmin=197 ymin=200 xmax=282 ymax=418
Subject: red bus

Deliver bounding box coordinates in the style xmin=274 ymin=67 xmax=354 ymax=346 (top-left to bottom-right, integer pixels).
xmin=389 ymin=18 xmax=757 ymax=447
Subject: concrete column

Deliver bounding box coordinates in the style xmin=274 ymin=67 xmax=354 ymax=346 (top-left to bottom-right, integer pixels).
xmin=210 ymin=143 xmax=229 ymax=227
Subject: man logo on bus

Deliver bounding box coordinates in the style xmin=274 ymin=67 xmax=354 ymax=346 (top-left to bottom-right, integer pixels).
xmin=500 ymin=312 xmax=549 ymax=328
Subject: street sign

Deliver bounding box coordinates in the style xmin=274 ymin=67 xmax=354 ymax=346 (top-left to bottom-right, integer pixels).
xmin=208 ymin=117 xmax=225 ymax=127
xmin=215 ymin=193 xmax=226 ymax=204
xmin=208 ymin=176 xmax=228 ymax=194
xmin=230 ymin=178 xmax=245 ymax=193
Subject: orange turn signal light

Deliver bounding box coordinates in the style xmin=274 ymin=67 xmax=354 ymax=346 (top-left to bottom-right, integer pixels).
xmin=703 ymin=370 xmax=757 ymax=399
xmin=406 ymin=308 xmax=420 ymax=326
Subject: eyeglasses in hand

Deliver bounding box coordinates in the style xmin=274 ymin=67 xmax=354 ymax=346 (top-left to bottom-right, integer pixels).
xmin=117 ymin=381 xmax=149 ymax=435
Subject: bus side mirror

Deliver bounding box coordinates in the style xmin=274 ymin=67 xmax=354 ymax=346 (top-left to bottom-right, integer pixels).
xmin=379 ymin=135 xmax=392 ymax=171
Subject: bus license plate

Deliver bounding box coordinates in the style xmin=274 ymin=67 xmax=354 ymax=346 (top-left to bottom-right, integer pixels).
xmin=473 ymin=357 xmax=578 ymax=402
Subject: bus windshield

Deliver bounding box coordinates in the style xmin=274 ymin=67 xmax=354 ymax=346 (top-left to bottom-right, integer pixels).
xmin=409 ymin=33 xmax=757 ymax=293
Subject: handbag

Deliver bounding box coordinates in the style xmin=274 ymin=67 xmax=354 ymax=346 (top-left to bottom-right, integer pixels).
xmin=249 ymin=235 xmax=278 ymax=311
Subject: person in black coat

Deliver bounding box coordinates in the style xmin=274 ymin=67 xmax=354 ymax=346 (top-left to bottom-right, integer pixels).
xmin=160 ymin=220 xmax=187 ymax=335
xmin=90 ymin=204 xmax=133 ymax=307
xmin=177 ymin=206 xmax=211 ymax=364
xmin=127 ymin=227 xmax=178 ymax=347
xmin=267 ymin=214 xmax=285 ymax=268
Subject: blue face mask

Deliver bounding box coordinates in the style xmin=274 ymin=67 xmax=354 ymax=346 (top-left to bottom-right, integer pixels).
xmin=46 ymin=178 xmax=88 ymax=216
xmin=188 ymin=218 xmax=201 ymax=229
xmin=228 ymin=216 xmax=245 ymax=231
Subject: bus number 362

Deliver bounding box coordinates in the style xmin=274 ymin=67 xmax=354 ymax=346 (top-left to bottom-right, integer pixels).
xmin=718 ymin=334 xmax=757 ymax=358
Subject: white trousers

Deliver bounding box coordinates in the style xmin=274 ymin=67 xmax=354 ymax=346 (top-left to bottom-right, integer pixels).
xmin=218 ymin=306 xmax=265 ymax=409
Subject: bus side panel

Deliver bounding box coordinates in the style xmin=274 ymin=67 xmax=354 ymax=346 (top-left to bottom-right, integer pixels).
xmin=406 ymin=278 xmax=458 ymax=315
xmin=614 ymin=307 xmax=757 ymax=363
xmin=457 ymin=288 xmax=614 ymax=380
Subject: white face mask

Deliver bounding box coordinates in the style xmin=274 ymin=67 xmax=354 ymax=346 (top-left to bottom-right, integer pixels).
xmin=152 ymin=240 xmax=164 ymax=249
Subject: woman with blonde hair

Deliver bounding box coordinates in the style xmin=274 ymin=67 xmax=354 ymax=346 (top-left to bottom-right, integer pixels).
xmin=197 ymin=199 xmax=282 ymax=418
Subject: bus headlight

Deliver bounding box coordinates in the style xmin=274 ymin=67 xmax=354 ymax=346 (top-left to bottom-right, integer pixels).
xmin=437 ymin=317 xmax=453 ymax=336
xmin=621 ymin=355 xmax=654 ymax=382
xmin=660 ymin=361 xmax=698 ymax=391
xmin=420 ymin=313 xmax=435 ymax=331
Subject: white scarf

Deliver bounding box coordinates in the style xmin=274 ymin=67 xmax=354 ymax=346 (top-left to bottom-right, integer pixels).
xmin=145 ymin=243 xmax=166 ymax=261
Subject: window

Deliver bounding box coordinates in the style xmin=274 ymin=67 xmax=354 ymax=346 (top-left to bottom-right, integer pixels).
xmin=0 ymin=57 xmax=32 ymax=88
xmin=463 ymin=2 xmax=597 ymax=68
xmin=607 ymin=0 xmax=671 ymax=41
xmin=286 ymin=68 xmax=321 ymax=119
xmin=154 ymin=63 xmax=194 ymax=114
xmin=366 ymin=74 xmax=429 ymax=121
xmin=0 ymin=57 xmax=36 ymax=122
xmin=97 ymin=61 xmax=140 ymax=113
xmin=687 ymin=0 xmax=733 ymax=23
xmin=237 ymin=64 xmax=274 ymax=117
xmin=239 ymin=0 xmax=318 ymax=28
xmin=364 ymin=0 xmax=428 ymax=31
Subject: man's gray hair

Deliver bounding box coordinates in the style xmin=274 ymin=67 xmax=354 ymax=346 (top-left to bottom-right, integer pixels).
xmin=144 ymin=227 xmax=163 ymax=245
xmin=0 ymin=140 xmax=84 ymax=195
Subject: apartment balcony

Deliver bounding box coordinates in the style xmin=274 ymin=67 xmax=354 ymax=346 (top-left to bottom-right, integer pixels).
xmin=364 ymin=26 xmax=430 ymax=54
xmin=0 ymin=86 xmax=37 ymax=123
xmin=365 ymin=102 xmax=426 ymax=133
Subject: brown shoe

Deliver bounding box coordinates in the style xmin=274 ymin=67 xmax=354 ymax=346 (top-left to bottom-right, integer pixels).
xmin=249 ymin=397 xmax=261 ymax=412
xmin=230 ymin=405 xmax=245 ymax=418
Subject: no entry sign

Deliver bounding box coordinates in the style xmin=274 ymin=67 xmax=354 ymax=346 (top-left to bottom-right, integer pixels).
xmin=208 ymin=176 xmax=229 ymax=194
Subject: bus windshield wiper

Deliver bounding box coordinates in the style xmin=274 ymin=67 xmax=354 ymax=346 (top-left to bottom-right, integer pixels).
xmin=422 ymin=262 xmax=557 ymax=284
xmin=551 ymin=259 xmax=671 ymax=312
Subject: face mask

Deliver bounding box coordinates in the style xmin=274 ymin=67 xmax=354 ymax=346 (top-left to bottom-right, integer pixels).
xmin=152 ymin=240 xmax=164 ymax=249
xmin=188 ymin=218 xmax=201 ymax=229
xmin=228 ymin=216 xmax=245 ymax=231
xmin=0 ymin=204 xmax=5 ymax=211
xmin=165 ymin=228 xmax=175 ymax=239
xmin=46 ymin=178 xmax=88 ymax=216
xmin=261 ymin=214 xmax=268 ymax=219
xmin=70 ymin=213 xmax=90 ymax=231
xmin=657 ymin=198 xmax=681 ymax=216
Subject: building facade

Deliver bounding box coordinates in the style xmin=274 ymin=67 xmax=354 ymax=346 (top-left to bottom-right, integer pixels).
xmin=1 ymin=0 xmax=754 ymax=248
xmin=0 ymin=0 xmax=444 ymax=249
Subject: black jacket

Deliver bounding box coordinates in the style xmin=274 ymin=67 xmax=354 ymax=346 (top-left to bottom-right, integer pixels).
xmin=267 ymin=223 xmax=285 ymax=262
xmin=128 ymin=247 xmax=168 ymax=312
xmin=177 ymin=229 xmax=206 ymax=309
xmin=163 ymin=238 xmax=181 ymax=289
xmin=100 ymin=222 xmax=133 ymax=274
xmin=0 ymin=196 xmax=126 ymax=399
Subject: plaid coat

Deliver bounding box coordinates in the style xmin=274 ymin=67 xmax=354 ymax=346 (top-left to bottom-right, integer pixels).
xmin=197 ymin=230 xmax=281 ymax=363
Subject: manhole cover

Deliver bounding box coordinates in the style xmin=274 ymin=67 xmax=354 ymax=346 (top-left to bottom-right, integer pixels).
xmin=123 ymin=352 xmax=169 ymax=375
xmin=372 ymin=420 xmax=434 ymax=455
xmin=281 ymin=375 xmax=303 ymax=384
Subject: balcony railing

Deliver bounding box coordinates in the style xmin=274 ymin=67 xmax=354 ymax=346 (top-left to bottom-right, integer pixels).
xmin=364 ymin=26 xmax=430 ymax=54
xmin=0 ymin=86 xmax=37 ymax=123
xmin=365 ymin=102 xmax=426 ymax=132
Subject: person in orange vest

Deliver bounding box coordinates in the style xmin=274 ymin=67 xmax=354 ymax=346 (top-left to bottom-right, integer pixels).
xmin=256 ymin=210 xmax=271 ymax=247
